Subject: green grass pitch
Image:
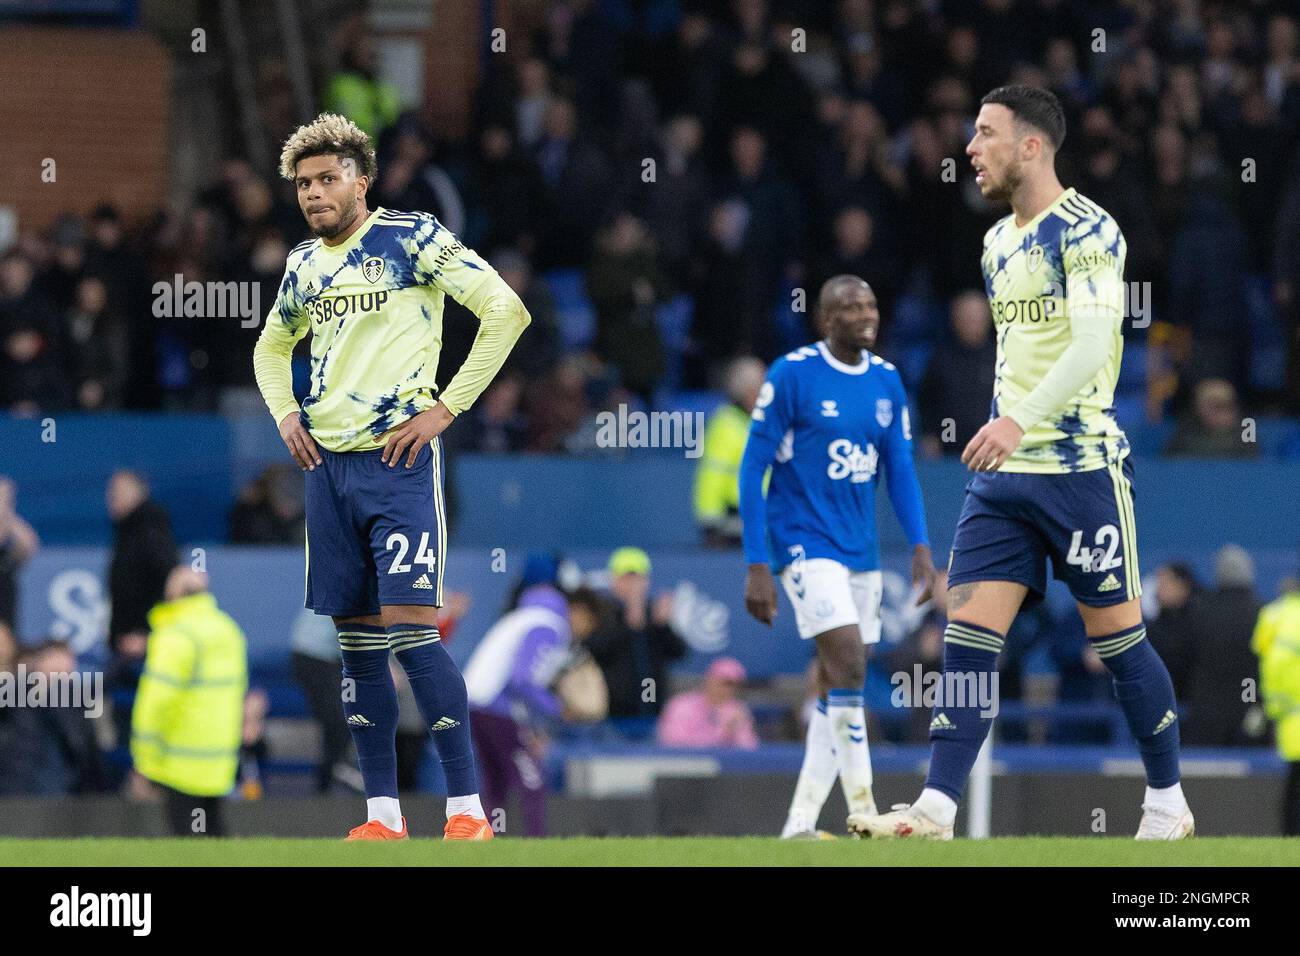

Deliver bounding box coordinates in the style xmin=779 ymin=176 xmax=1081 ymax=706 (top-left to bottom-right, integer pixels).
xmin=1 ymin=837 xmax=1296 ymax=867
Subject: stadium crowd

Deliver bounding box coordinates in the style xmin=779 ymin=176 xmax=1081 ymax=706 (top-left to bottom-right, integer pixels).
xmin=3 ymin=0 xmax=1300 ymax=448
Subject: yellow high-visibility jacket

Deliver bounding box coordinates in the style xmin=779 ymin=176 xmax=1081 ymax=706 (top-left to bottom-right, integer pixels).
xmin=693 ymin=403 xmax=752 ymax=528
xmin=1253 ymin=591 xmax=1300 ymax=761
xmin=131 ymin=592 xmax=248 ymax=797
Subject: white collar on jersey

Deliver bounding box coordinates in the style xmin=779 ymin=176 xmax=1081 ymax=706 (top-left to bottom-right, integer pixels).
xmin=817 ymin=340 xmax=870 ymax=374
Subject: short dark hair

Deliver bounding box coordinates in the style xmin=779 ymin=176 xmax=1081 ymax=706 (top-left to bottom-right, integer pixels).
xmin=981 ymin=85 xmax=1066 ymax=151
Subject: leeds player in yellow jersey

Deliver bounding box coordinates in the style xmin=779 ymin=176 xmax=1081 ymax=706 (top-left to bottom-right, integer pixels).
xmin=854 ymin=86 xmax=1193 ymax=841
xmin=254 ymin=114 xmax=529 ymax=842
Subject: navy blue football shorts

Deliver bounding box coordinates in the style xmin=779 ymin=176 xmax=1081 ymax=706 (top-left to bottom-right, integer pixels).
xmin=946 ymin=455 xmax=1141 ymax=608
xmin=304 ymin=437 xmax=447 ymax=617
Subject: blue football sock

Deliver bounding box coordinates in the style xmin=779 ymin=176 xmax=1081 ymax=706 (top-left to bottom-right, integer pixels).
xmin=923 ymin=621 xmax=1003 ymax=803
xmin=338 ymin=624 xmax=399 ymax=798
xmin=388 ymin=623 xmax=479 ymax=797
xmin=1092 ymin=624 xmax=1181 ymax=788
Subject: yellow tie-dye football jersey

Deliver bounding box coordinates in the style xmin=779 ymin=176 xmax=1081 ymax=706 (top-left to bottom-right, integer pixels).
xmin=981 ymin=187 xmax=1129 ymax=473
xmin=254 ymin=207 xmax=522 ymax=452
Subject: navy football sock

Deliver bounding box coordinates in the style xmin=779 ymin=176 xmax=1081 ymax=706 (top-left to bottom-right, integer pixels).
xmin=923 ymin=622 xmax=1003 ymax=803
xmin=338 ymin=624 xmax=399 ymax=798
xmin=388 ymin=623 xmax=479 ymax=797
xmin=1092 ymin=624 xmax=1181 ymax=788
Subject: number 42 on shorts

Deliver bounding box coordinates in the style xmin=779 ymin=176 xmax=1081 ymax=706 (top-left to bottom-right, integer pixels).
xmin=1066 ymin=525 xmax=1123 ymax=574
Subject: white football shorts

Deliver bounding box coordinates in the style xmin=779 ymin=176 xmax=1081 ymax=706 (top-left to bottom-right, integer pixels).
xmin=779 ymin=557 xmax=883 ymax=643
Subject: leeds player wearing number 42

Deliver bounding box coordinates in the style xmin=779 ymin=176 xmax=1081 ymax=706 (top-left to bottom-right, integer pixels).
xmin=854 ymin=86 xmax=1193 ymax=842
xmin=740 ymin=275 xmax=938 ymax=840
xmin=253 ymin=114 xmax=530 ymax=841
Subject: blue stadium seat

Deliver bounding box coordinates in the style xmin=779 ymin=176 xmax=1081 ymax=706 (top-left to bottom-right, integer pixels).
xmin=894 ymin=343 xmax=932 ymax=391
xmin=891 ymin=293 xmax=941 ymax=344
xmin=542 ymin=268 xmax=597 ymax=352
xmin=656 ymin=294 xmax=694 ymax=391
xmin=1117 ymin=342 xmax=1147 ymax=393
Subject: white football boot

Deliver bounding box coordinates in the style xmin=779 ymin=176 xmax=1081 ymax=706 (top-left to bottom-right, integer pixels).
xmin=1135 ymin=803 xmax=1195 ymax=840
xmin=847 ymin=803 xmax=954 ymax=841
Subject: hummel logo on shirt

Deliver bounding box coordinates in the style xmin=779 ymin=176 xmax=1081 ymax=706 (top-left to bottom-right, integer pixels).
xmin=431 ymin=717 xmax=461 ymax=731
xmin=1098 ymin=573 xmax=1121 ymax=592
xmin=820 ymin=400 xmax=839 ymax=417
xmin=1153 ymin=709 xmax=1177 ymax=735
xmin=347 ymin=714 xmax=375 ymax=728
xmin=412 ymin=573 xmax=433 ymax=590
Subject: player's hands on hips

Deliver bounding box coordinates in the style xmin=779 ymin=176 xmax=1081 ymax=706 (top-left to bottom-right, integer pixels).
xmin=961 ymin=415 xmax=1024 ymax=472
xmin=279 ymin=412 xmax=322 ymax=471
xmin=382 ymin=403 xmax=454 ymax=468
xmin=911 ymin=544 xmax=939 ymax=606
xmin=744 ymin=563 xmax=778 ymax=626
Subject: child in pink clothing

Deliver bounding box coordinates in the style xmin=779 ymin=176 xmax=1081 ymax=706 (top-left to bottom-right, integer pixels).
xmin=656 ymin=657 xmax=759 ymax=749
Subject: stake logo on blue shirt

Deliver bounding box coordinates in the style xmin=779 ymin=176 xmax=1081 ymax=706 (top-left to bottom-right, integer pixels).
xmin=740 ymin=341 xmax=929 ymax=573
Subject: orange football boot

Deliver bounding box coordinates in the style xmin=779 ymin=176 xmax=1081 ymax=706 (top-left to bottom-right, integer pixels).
xmin=345 ymin=817 xmax=409 ymax=841
xmin=443 ymin=813 xmax=494 ymax=841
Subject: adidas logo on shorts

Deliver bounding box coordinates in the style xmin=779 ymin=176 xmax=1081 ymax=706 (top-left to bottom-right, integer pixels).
xmin=346 ymin=714 xmax=374 ymax=728
xmin=431 ymin=717 xmax=461 ymax=731
xmin=412 ymin=573 xmax=433 ymax=590
xmin=930 ymin=712 xmax=956 ymax=732
xmin=1098 ymin=573 xmax=1121 ymax=593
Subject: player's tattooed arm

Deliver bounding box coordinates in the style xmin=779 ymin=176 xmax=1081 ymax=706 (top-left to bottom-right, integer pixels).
xmin=947 ymin=582 xmax=978 ymax=611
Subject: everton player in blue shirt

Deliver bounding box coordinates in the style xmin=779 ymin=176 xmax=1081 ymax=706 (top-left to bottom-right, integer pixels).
xmin=740 ymin=275 xmax=938 ymax=839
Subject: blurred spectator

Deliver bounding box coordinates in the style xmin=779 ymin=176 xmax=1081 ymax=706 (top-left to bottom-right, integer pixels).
xmin=1164 ymin=378 xmax=1258 ymax=458
xmin=323 ymin=31 xmax=401 ymax=140
xmin=1272 ymin=164 xmax=1300 ymax=412
xmin=1183 ymin=545 xmax=1261 ymax=746
xmin=586 ymin=547 xmax=686 ymax=720
xmin=586 ymin=212 xmax=669 ymax=402
xmin=290 ymin=610 xmax=360 ymax=795
xmin=657 ymin=656 xmax=759 ymax=749
xmin=465 ymin=124 xmax=545 ymax=255
xmin=63 ymin=275 xmax=129 ymax=410
xmin=130 ymin=567 xmax=247 ymax=836
xmin=533 ymin=97 xmax=614 ymax=268
xmin=1168 ymin=180 xmax=1250 ymax=389
xmin=32 ymin=216 xmax=85 ymax=312
xmin=1253 ymin=576 xmax=1300 ymax=835
xmin=493 ymin=248 xmax=560 ymax=379
xmin=463 ymin=584 xmax=573 ymax=836
xmin=525 ymin=355 xmax=597 ymax=452
xmin=0 ymin=477 xmax=39 ymax=631
xmin=813 ymin=207 xmax=902 ymax=330
xmin=555 ymin=586 xmax=611 ymax=724
xmin=694 ymin=356 xmax=765 ymax=547
xmin=643 ymin=114 xmax=710 ymax=278
xmin=918 ymin=290 xmax=997 ymax=458
xmin=1146 ymin=562 xmax=1199 ymax=702
xmin=229 ymin=465 xmax=305 ymax=544
xmin=374 ymin=112 xmax=466 ymax=232
xmin=0 ymin=250 xmax=69 ymax=414
xmin=107 ymin=470 xmax=177 ymax=654
xmin=0 ymin=639 xmax=109 ymax=795
xmin=454 ymin=373 xmax=528 ymax=455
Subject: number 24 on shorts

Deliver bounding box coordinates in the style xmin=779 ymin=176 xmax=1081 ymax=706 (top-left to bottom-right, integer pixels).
xmin=385 ymin=532 xmax=437 ymax=574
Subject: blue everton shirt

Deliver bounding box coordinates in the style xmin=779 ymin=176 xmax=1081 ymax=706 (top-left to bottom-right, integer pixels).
xmin=739 ymin=341 xmax=929 ymax=572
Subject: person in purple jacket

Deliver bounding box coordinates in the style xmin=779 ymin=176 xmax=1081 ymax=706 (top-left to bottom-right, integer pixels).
xmin=463 ymin=584 xmax=571 ymax=836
